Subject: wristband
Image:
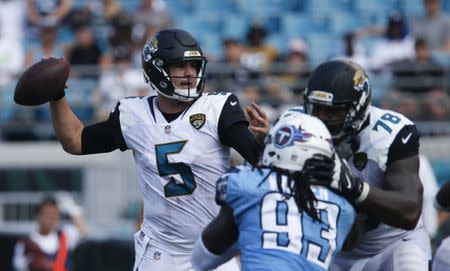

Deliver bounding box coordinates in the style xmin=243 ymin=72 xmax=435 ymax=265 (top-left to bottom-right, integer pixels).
xmin=355 ymin=182 xmax=370 ymax=204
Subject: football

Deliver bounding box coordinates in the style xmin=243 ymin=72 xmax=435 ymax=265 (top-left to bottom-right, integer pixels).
xmin=14 ymin=57 xmax=70 ymax=106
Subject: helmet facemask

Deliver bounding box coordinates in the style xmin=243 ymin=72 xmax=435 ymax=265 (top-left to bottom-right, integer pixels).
xmin=144 ymin=58 xmax=207 ymax=102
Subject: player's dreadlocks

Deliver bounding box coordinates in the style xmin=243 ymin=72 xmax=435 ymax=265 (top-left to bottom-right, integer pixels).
xmin=257 ymin=166 xmax=320 ymax=222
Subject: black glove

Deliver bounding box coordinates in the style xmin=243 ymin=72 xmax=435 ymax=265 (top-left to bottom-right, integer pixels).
xmin=303 ymin=153 xmax=370 ymax=204
xmin=303 ymin=153 xmax=335 ymax=186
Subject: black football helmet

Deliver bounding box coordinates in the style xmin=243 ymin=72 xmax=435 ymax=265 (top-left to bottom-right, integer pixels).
xmin=141 ymin=29 xmax=207 ymax=102
xmin=304 ymin=60 xmax=371 ymax=142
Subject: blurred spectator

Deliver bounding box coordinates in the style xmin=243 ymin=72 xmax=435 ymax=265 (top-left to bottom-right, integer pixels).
xmin=0 ymin=4 xmax=24 ymax=87
xmin=0 ymin=37 xmax=24 ymax=87
xmin=90 ymin=0 xmax=122 ymax=24
xmin=240 ymin=22 xmax=278 ymax=71
xmin=387 ymin=38 xmax=449 ymax=119
xmin=26 ymin=0 xmax=72 ymax=29
xmin=25 ymin=22 xmax=65 ymax=67
xmin=410 ymin=0 xmax=450 ymax=54
xmin=66 ymin=25 xmax=110 ymax=77
xmin=132 ymin=0 xmax=174 ymax=41
xmin=214 ymin=38 xmax=250 ymax=90
xmin=0 ymin=0 xmax=25 ymax=42
xmin=280 ymin=38 xmax=310 ymax=95
xmin=107 ymin=13 xmax=133 ymax=68
xmin=65 ymin=6 xmax=93 ymax=31
xmin=96 ymin=49 xmax=153 ymax=119
xmin=12 ymin=195 xmax=86 ymax=271
xmin=336 ymin=32 xmax=369 ymax=70
xmin=369 ymin=13 xmax=415 ymax=71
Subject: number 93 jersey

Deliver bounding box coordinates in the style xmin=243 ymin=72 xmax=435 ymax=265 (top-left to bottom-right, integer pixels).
xmin=216 ymin=166 xmax=356 ymax=271
xmin=117 ymin=92 xmax=246 ymax=253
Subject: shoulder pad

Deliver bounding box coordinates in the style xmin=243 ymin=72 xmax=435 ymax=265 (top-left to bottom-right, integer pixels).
xmin=215 ymin=166 xmax=244 ymax=205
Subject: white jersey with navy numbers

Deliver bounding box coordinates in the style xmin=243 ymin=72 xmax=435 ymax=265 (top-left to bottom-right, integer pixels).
xmin=280 ymin=106 xmax=429 ymax=257
xmin=118 ymin=92 xmax=242 ymax=253
xmin=346 ymin=106 xmax=427 ymax=255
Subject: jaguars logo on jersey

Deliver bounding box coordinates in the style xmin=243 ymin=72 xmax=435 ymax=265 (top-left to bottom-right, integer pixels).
xmin=353 ymin=152 xmax=368 ymax=171
xmin=189 ymin=113 xmax=206 ymax=129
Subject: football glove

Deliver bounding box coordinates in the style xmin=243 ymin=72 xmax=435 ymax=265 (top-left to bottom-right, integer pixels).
xmin=303 ymin=153 xmax=370 ymax=204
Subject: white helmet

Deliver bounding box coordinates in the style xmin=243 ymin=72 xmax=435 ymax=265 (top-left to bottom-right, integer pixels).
xmin=262 ymin=112 xmax=334 ymax=173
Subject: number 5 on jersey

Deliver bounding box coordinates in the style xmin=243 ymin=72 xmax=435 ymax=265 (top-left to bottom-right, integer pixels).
xmin=155 ymin=141 xmax=197 ymax=197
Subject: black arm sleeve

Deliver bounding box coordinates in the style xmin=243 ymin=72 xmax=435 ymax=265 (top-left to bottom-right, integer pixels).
xmin=81 ymin=103 xmax=128 ymax=154
xmin=220 ymin=122 xmax=262 ymax=166
xmin=218 ymin=94 xmax=248 ymax=138
xmin=217 ymin=94 xmax=261 ymax=165
xmin=386 ymin=125 xmax=420 ymax=167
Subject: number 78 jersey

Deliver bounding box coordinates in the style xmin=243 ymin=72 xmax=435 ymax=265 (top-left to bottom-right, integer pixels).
xmin=217 ymin=167 xmax=356 ymax=271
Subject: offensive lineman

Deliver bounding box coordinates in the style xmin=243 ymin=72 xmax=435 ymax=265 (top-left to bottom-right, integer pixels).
xmin=45 ymin=29 xmax=269 ymax=270
xmin=295 ymin=59 xmax=430 ymax=270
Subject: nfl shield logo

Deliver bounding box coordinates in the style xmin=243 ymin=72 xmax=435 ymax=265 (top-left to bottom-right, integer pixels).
xmin=189 ymin=113 xmax=206 ymax=129
xmin=165 ymin=125 xmax=171 ymax=134
xmin=353 ymin=152 xmax=368 ymax=171
xmin=153 ymin=251 xmax=161 ymax=260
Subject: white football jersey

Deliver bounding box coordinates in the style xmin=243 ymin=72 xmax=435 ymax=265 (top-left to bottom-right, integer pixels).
xmin=345 ymin=106 xmax=426 ymax=255
xmin=280 ymin=106 xmax=428 ymax=255
xmin=118 ymin=92 xmax=241 ymax=253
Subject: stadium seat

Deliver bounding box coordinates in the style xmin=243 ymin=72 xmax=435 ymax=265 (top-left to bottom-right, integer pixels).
xmin=399 ymin=0 xmax=425 ymax=17
xmin=197 ymin=34 xmax=224 ymax=60
xmin=222 ymin=15 xmax=250 ymax=40
xmin=305 ymin=33 xmax=339 ymax=65
xmin=236 ymin=0 xmax=287 ymax=15
xmin=164 ymin=0 xmax=194 ymax=16
xmin=305 ymin=0 xmax=353 ymax=14
xmin=354 ymin=0 xmax=400 ymax=14
xmin=282 ymin=13 xmax=330 ymax=39
xmin=176 ymin=15 xmax=223 ymax=36
xmin=329 ymin=11 xmax=361 ymax=35
xmin=192 ymin=0 xmax=237 ymax=15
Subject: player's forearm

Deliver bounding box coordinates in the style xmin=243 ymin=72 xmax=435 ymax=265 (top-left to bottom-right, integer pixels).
xmin=362 ymin=182 xmax=422 ymax=230
xmin=50 ymin=98 xmax=84 ymax=154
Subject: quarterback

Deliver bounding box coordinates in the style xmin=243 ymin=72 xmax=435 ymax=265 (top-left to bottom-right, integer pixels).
xmin=46 ymin=29 xmax=268 ymax=271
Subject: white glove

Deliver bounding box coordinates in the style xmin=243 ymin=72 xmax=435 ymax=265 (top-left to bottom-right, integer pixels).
xmin=57 ymin=192 xmax=82 ymax=217
xmin=330 ymin=155 xmax=370 ymax=204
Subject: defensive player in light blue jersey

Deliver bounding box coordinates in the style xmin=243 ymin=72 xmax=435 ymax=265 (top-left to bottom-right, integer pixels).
xmin=191 ymin=112 xmax=358 ymax=271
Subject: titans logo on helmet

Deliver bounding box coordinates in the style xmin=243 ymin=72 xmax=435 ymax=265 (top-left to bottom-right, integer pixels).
xmin=274 ymin=125 xmax=313 ymax=149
